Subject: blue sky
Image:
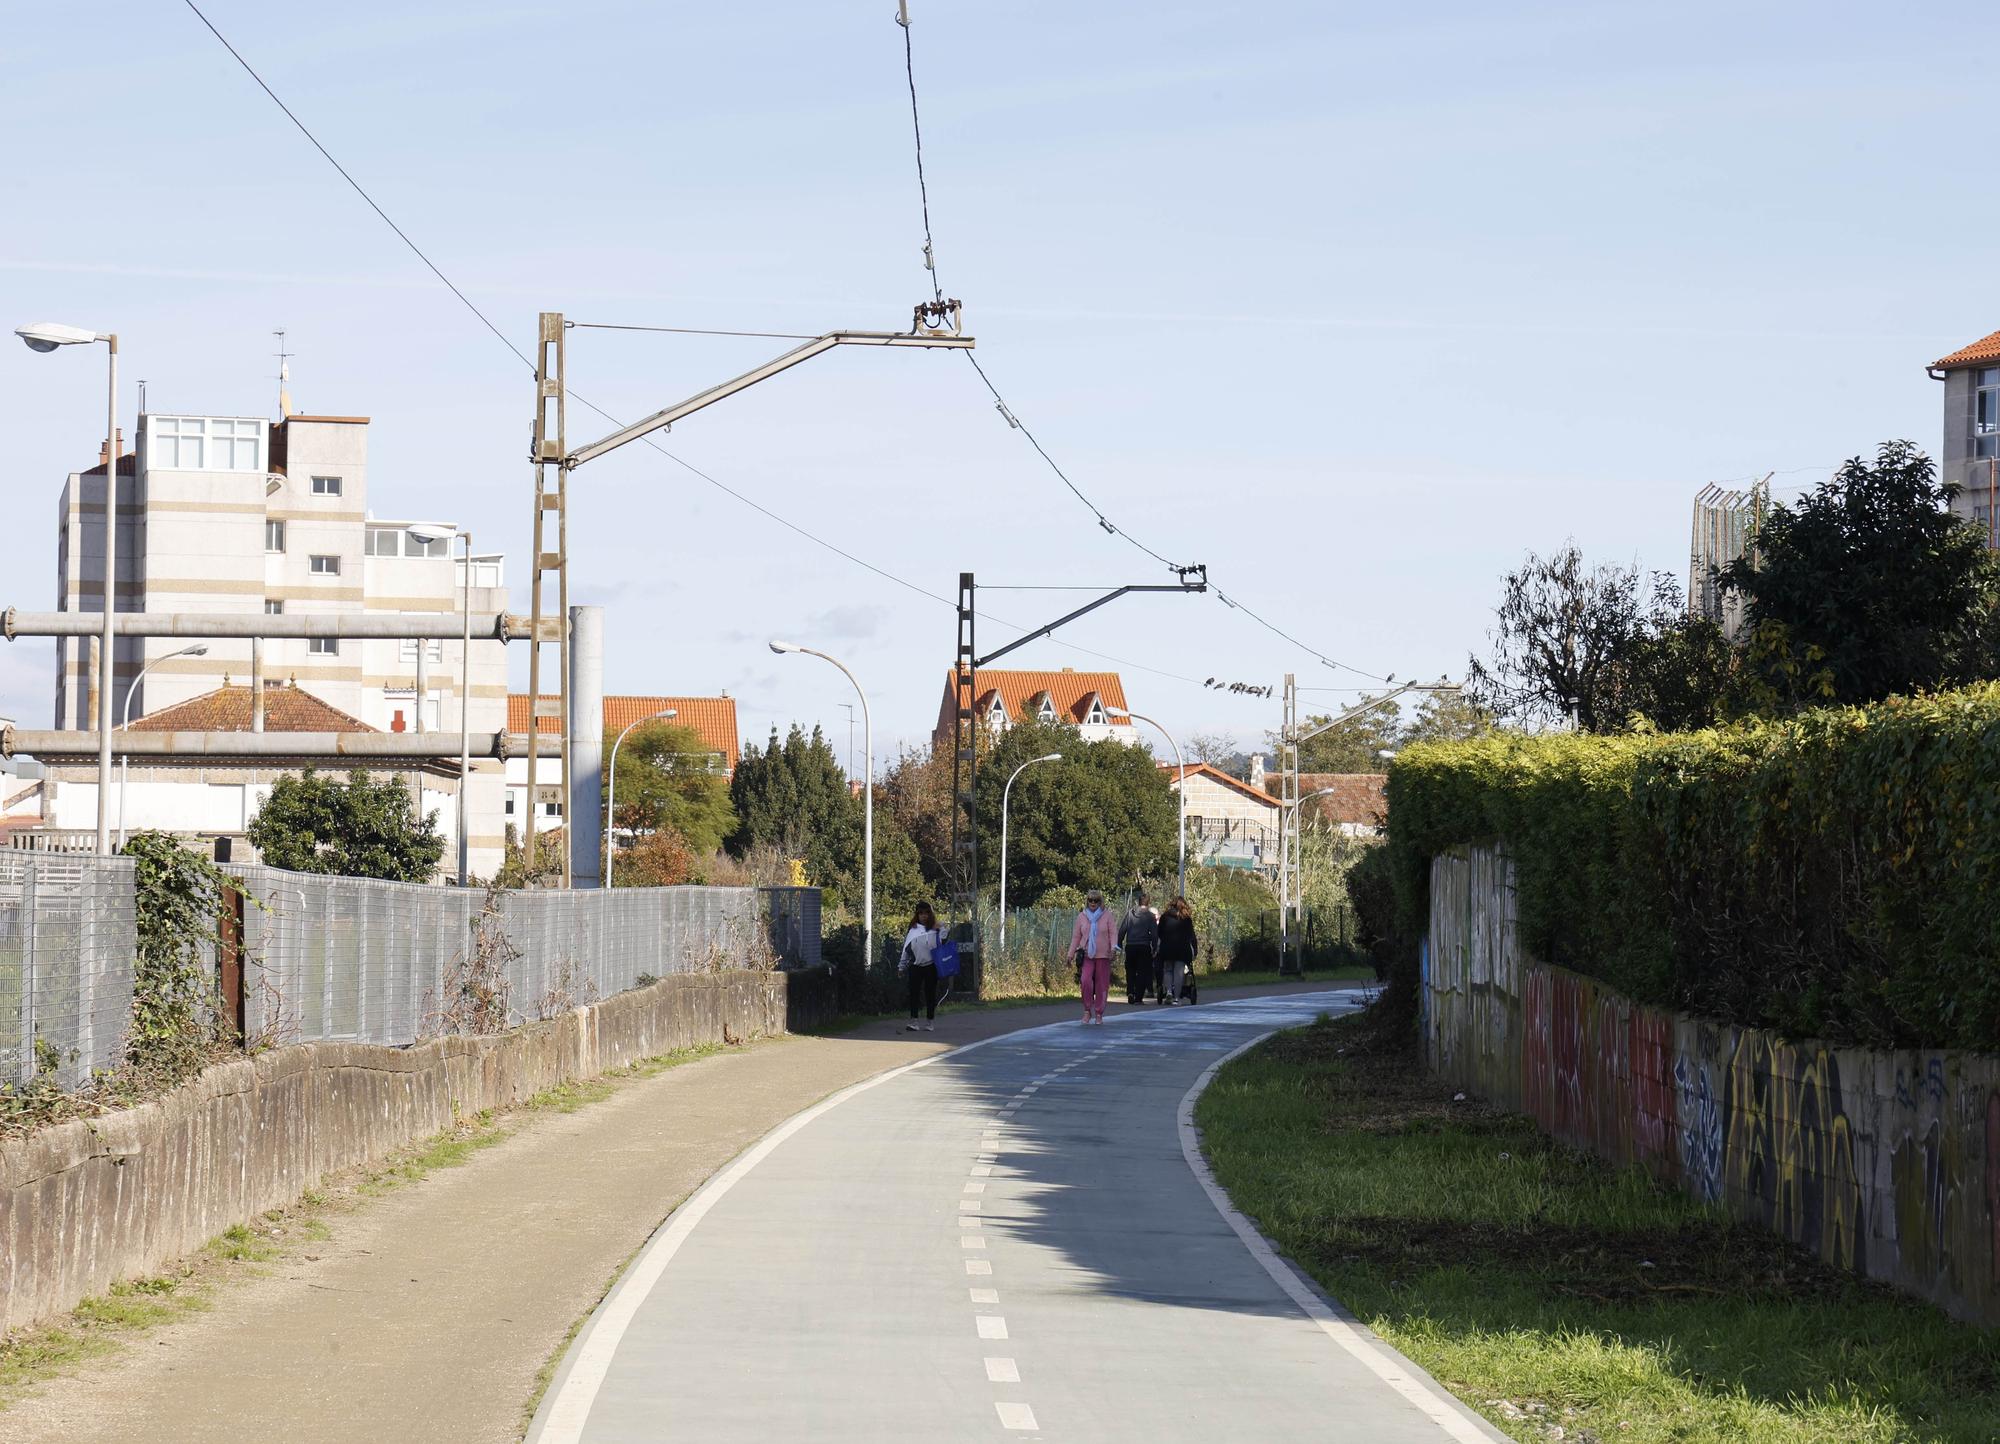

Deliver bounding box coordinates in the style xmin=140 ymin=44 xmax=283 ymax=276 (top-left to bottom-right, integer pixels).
xmin=4 ymin=2 xmax=1991 ymax=763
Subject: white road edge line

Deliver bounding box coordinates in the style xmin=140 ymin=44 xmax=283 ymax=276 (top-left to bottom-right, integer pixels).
xmin=530 ymin=988 xmax=1365 ymax=1443
xmin=1177 ymin=1025 xmax=1507 ymax=1444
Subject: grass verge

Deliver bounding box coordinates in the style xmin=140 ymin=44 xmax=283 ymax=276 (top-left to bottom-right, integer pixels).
xmin=0 ymin=1038 xmax=742 ymax=1413
xmin=1196 ymin=1009 xmax=2000 ymax=1444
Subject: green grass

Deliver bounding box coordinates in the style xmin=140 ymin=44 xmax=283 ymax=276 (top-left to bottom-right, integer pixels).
xmin=1197 ymin=1011 xmax=2000 ymax=1444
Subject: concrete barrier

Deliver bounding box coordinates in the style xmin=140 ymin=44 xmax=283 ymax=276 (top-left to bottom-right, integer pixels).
xmin=0 ymin=966 xmax=837 ymax=1335
xmin=1424 ymin=844 xmax=2000 ymax=1328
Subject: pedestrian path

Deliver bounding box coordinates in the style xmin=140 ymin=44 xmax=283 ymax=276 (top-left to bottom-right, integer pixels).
xmin=531 ymin=992 xmax=1505 ymax=1443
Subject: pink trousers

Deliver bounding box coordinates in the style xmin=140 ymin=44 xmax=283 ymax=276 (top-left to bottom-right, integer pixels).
xmin=1080 ymin=956 xmax=1111 ymax=1017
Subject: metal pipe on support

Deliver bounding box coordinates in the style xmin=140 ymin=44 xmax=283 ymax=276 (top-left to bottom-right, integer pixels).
xmin=568 ymin=605 xmax=605 ymax=889
xmin=2 ymin=609 xmax=527 ymax=641
xmin=2 ymin=729 xmax=560 ymax=760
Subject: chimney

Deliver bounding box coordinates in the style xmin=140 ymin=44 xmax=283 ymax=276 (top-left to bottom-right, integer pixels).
xmin=97 ymin=428 xmax=124 ymax=468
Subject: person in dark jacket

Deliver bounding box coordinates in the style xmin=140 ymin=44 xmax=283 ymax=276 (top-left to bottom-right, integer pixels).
xmin=1119 ymin=892 xmax=1160 ymax=1004
xmin=1157 ymin=896 xmax=1198 ymax=1004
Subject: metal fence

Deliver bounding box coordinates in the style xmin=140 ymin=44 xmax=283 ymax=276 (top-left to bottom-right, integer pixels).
xmin=0 ymin=853 xmax=138 ymax=1088
xmin=226 ymin=867 xmax=766 ymax=1049
xmin=2 ymin=856 xmax=802 ymax=1087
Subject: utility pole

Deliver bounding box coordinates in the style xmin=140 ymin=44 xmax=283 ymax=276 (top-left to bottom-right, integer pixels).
xmin=529 ymin=303 xmax=971 ymax=886
xmin=1280 ymin=673 xmax=1299 ymax=973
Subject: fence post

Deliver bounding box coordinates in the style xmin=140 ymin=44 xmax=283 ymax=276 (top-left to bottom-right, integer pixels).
xmin=321 ymin=884 xmax=335 ymax=1038
xmin=20 ymin=861 xmax=37 ymax=1085
xmin=217 ymin=880 xmax=247 ymax=1045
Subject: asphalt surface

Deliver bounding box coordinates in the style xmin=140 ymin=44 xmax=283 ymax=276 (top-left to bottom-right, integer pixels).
xmin=531 ymin=990 xmax=1505 ymax=1443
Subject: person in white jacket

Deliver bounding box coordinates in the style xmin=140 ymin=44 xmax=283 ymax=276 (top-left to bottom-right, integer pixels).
xmin=901 ymin=902 xmax=942 ymax=1032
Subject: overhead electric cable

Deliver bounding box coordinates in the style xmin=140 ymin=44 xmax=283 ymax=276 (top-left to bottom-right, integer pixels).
xmin=181 ymin=1 xmax=1242 ymax=700
xmin=890 ymin=8 xmax=1393 ymax=685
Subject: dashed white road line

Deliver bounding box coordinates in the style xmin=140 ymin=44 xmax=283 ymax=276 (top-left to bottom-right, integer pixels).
xmin=961 ymin=1235 xmax=986 ymax=1249
xmin=976 ymin=1315 xmax=1009 ymax=1340
xmin=965 ymin=1259 xmax=993 ymax=1276
xmin=995 ymin=1402 xmax=1040 ymax=1431
xmin=984 ymin=1357 xmax=1020 ymax=1383
xmin=969 ymin=1288 xmax=999 ymax=1304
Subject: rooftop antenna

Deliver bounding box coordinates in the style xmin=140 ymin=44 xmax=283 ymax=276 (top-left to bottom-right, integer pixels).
xmin=273 ymin=329 xmax=293 ymax=419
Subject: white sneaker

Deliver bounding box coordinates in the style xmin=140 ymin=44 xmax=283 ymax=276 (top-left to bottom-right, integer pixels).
xmin=921 ymin=1022 xmax=935 ymax=1032
xmin=905 ymin=1022 xmax=921 ymax=1031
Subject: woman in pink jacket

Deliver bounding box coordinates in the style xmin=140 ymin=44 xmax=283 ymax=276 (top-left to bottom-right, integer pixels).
xmin=1069 ymin=888 xmax=1115 ymax=1025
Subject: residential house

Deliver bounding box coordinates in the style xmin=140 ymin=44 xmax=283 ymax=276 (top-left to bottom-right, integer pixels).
xmin=26 ymin=681 xmax=463 ymax=868
xmin=505 ymin=693 xmax=741 ymax=835
xmin=1930 ymin=328 xmax=2000 ymax=540
xmin=1163 ymin=762 xmax=1281 ymax=872
xmin=931 ymin=668 xmax=1137 ymax=749
xmin=1292 ymin=772 xmax=1388 ymax=837
xmin=49 ymin=408 xmax=511 ymax=875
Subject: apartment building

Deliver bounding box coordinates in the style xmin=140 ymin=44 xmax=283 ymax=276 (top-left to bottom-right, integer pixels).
xmin=50 ymin=411 xmax=511 ymax=877
xmin=1931 ymin=327 xmax=2000 ymax=539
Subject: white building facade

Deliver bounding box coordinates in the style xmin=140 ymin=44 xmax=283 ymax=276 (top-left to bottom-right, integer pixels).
xmin=50 ymin=412 xmax=511 ymax=878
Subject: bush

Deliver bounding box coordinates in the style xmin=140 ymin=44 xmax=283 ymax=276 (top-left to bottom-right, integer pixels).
xmin=1386 ymin=683 xmax=2000 ymax=1049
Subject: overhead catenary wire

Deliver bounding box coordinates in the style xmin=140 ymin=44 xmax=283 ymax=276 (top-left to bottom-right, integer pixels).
xmin=892 ymin=7 xmax=1394 ymax=685
xmin=177 ymin=1 xmax=1251 ymax=702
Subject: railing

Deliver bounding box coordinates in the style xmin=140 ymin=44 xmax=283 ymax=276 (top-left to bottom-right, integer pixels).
xmin=0 ymin=853 xmax=138 ymax=1087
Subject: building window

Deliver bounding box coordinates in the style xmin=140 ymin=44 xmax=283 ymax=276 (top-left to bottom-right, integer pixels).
xmin=406 ymin=533 xmax=448 ymax=559
xmin=151 ymin=416 xmax=205 ymax=469
xmin=210 ymin=418 xmax=261 ymax=470
xmin=265 ymin=519 xmax=285 ymax=553
xmin=307 ymin=637 xmax=338 ymax=656
xmin=309 ymin=554 xmax=341 ymax=576
xmin=541 ymin=800 xmax=562 ymax=818
xmin=1034 ymin=694 xmax=1056 ymax=721
xmin=264 ymin=599 xmax=283 ymax=615
xmin=1976 ymin=368 xmax=2000 ymax=461
xmin=366 ymin=528 xmax=397 ymax=557
xmin=505 ymin=795 xmax=516 ymax=816
xmin=311 ymin=475 xmax=343 ymax=497
xmin=1085 ymin=700 xmax=1107 ymax=725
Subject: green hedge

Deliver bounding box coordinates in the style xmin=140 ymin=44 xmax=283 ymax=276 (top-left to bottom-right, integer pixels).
xmin=1386 ymin=684 xmax=2000 ymax=1049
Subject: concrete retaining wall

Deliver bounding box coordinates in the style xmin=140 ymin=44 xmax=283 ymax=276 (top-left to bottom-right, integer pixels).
xmin=0 ymin=966 xmax=837 ymax=1335
xmin=1425 ymin=845 xmax=2000 ymax=1327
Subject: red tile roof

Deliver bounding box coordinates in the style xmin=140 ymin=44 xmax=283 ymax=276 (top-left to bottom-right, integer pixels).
xmin=508 ymin=694 xmax=740 ymax=772
xmin=1932 ymin=329 xmax=2000 ymax=371
xmin=933 ymin=669 xmax=1132 ymax=742
xmin=1291 ymin=773 xmax=1388 ymax=828
xmin=1162 ymin=761 xmax=1280 ymax=810
xmin=128 ymin=683 xmax=376 ymax=734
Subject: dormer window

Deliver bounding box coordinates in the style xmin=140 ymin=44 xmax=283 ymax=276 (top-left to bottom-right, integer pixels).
xmin=987 ymin=697 xmax=1007 ymax=727
xmin=1034 ymin=693 xmax=1057 ymax=722
xmin=1085 ymin=698 xmax=1107 ymax=726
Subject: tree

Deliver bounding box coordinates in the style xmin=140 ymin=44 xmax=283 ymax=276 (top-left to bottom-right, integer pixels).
xmin=247 ymin=768 xmax=445 ymax=882
xmin=975 ymin=719 xmax=1177 ymax=905
xmin=1400 ymin=689 xmax=1496 ymax=746
xmin=1723 ymin=440 xmax=2000 ymax=707
xmin=603 ymin=721 xmax=736 ymax=859
xmin=1468 ymin=545 xmax=1734 ymax=733
xmin=881 ymin=741 xmax=955 ymax=888
xmin=1279 ymin=693 xmax=1404 ymax=772
xmin=1185 ymin=731 xmax=1239 ymax=767
xmin=729 ymin=723 xmax=926 ymax=919
xmin=618 ymin=824 xmax=700 ymax=887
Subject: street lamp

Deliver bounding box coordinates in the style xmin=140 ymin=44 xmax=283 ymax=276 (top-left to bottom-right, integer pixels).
xmin=118 ymin=644 xmax=207 ymax=848
xmin=769 ymin=641 xmax=873 ymax=972
xmin=1106 ymin=705 xmax=1186 ymax=898
xmin=19 ymin=321 xmax=118 ymax=855
xmin=999 ymin=753 xmax=1063 ymax=959
xmin=406 ymin=524 xmax=473 ymax=884
xmin=605 ymin=708 xmax=676 ymax=888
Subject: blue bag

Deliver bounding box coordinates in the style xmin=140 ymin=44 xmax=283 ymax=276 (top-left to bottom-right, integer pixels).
xmin=934 ymin=938 xmax=961 ymax=979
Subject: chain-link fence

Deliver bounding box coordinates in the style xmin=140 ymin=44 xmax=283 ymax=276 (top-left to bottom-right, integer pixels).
xmin=226 ymin=867 xmax=769 ymax=1048
xmin=0 ymin=853 xmax=138 ymax=1088
xmin=2 ymin=856 xmax=803 ymax=1083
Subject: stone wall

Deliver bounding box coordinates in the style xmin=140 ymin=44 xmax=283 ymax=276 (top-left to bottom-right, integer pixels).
xmin=1425 ymin=845 xmax=2000 ymax=1327
xmin=0 ymin=966 xmax=836 ymax=1335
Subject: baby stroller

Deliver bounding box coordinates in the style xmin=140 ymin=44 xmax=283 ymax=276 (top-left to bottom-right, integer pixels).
xmin=1178 ymin=969 xmax=1198 ymax=1005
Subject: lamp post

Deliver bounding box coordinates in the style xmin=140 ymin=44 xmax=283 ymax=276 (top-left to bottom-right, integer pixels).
xmin=605 ymin=708 xmax=677 ymax=888
xmin=1106 ymin=705 xmax=1186 ymax=898
xmin=18 ymin=322 xmax=118 ymax=854
xmin=999 ymin=752 xmax=1063 ymax=960
xmin=1278 ymin=785 xmax=1340 ymax=972
xmin=118 ymin=643 xmax=207 ymax=847
xmin=407 ymin=525 xmax=473 ymax=884
xmin=770 ymin=642 xmax=873 ymax=972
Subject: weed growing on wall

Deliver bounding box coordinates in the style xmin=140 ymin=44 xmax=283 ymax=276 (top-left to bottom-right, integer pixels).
xmin=125 ymin=831 xmax=241 ymax=1082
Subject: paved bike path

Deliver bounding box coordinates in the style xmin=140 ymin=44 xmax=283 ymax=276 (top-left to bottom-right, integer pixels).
xmin=531 ymin=991 xmax=1504 ymax=1443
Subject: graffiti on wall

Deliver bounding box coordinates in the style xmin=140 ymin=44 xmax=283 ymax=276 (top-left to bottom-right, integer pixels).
xmin=1425 ymin=843 xmax=2000 ymax=1326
